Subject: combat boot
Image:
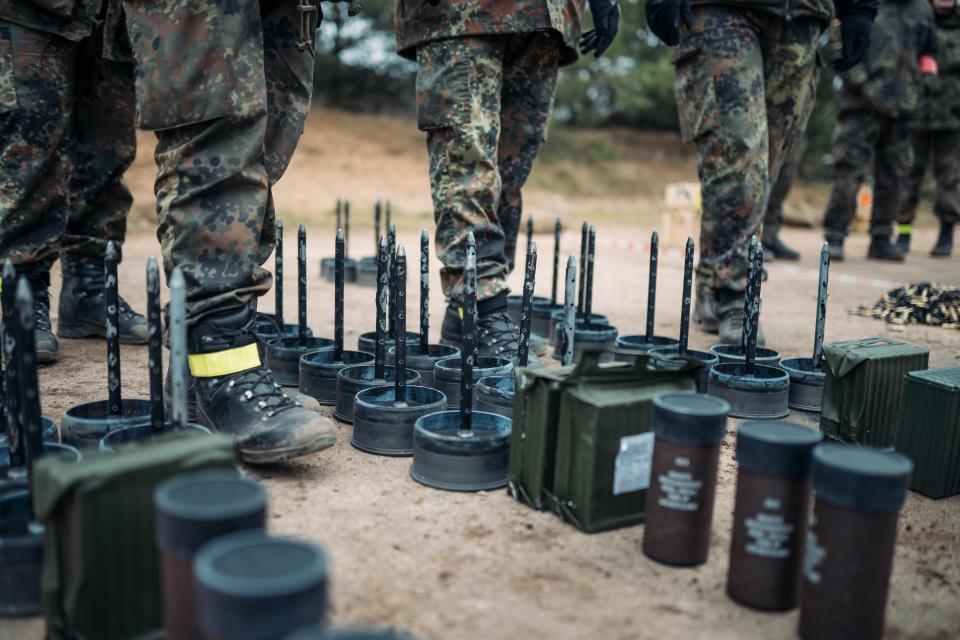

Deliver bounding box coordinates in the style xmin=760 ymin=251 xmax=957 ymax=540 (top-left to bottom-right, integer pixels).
xmin=762 ymin=236 xmax=800 ymax=261
xmin=57 ymin=254 xmax=148 ymax=344
xmin=896 ymin=233 xmax=911 ymax=253
xmin=7 ymin=267 xmax=59 ymax=364
xmin=188 ymin=305 xmax=336 ymax=464
xmin=440 ymin=295 xmax=542 ymax=367
xmin=931 ymin=221 xmax=954 ymax=257
xmin=718 ymin=310 xmax=765 ymax=347
xmin=867 ymin=236 xmax=905 ymax=262
xmin=693 ymin=289 xmax=720 ymax=334
xmin=826 ymin=237 xmax=845 ymax=262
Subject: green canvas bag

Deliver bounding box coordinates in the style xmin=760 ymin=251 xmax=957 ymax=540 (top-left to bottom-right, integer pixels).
xmin=548 ymin=352 xmax=700 ymax=533
xmin=33 ymin=433 xmax=237 ymax=640
xmin=821 ymin=337 xmax=928 ymax=447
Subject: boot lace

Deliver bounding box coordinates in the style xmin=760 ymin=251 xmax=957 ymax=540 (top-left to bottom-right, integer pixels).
xmin=227 ymin=368 xmax=300 ymax=419
xmin=33 ymin=288 xmax=52 ymax=333
xmin=476 ymin=310 xmax=521 ymax=357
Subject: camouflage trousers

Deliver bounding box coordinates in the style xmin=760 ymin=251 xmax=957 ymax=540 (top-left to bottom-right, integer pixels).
xmin=763 ymin=127 xmax=808 ymax=241
xmin=119 ymin=0 xmax=316 ymax=321
xmin=0 ymin=21 xmax=135 ymax=270
xmin=675 ymin=6 xmax=821 ymax=312
xmin=417 ymin=32 xmax=560 ymax=304
xmin=822 ymin=108 xmax=913 ymax=239
xmin=898 ymin=128 xmax=960 ymax=226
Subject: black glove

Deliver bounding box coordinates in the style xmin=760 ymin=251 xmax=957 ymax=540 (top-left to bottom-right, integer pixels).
xmin=645 ymin=0 xmax=693 ymax=47
xmin=834 ymin=10 xmax=873 ymax=71
xmin=580 ymin=0 xmax=620 ymax=57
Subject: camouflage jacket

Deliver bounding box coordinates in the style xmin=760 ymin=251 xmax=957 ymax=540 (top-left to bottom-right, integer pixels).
xmin=395 ymin=0 xmax=584 ymax=66
xmin=0 ymin=0 xmax=99 ymax=40
xmin=916 ymin=9 xmax=960 ymax=130
xmin=689 ymin=0 xmax=880 ymax=25
xmin=839 ymin=0 xmax=937 ymax=118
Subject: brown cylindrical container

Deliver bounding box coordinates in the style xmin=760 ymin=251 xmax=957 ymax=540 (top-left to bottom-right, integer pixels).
xmin=798 ymin=444 xmax=912 ymax=640
xmin=643 ymin=393 xmax=730 ymax=566
xmin=154 ymin=471 xmax=268 ymax=640
xmin=726 ymin=421 xmax=822 ymax=610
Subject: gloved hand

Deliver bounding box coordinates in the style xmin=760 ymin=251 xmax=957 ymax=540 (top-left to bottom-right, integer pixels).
xmin=580 ymin=0 xmax=620 ymax=57
xmin=834 ymin=10 xmax=873 ymax=71
xmin=645 ymin=0 xmax=693 ymax=47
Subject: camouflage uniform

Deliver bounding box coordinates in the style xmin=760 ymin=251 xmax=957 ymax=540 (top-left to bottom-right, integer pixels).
xmin=0 ymin=1 xmax=135 ymax=270
xmin=113 ymin=0 xmax=317 ymax=321
xmin=822 ymin=0 xmax=937 ymax=240
xmin=899 ymin=8 xmax=960 ymax=227
xmin=677 ymin=5 xmax=827 ymax=313
xmin=396 ymin=1 xmax=583 ymax=303
xmin=763 ymin=133 xmax=808 ymax=242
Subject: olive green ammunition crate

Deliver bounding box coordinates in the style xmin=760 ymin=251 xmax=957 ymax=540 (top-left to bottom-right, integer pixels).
xmin=548 ymin=353 xmax=699 ymax=533
xmin=820 ymin=337 xmax=928 ymax=447
xmin=896 ymin=366 xmax=960 ymax=499
xmin=508 ymin=365 xmax=574 ymax=510
xmin=33 ymin=434 xmax=237 ymax=640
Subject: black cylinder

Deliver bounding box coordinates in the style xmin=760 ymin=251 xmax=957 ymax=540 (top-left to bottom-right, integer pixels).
xmin=299 ymin=350 xmax=374 ymax=406
xmin=643 ymin=393 xmax=729 ymax=566
xmin=475 ymin=375 xmax=514 ymax=418
xmin=410 ymin=411 xmax=512 ymax=492
xmin=708 ymin=343 xmax=781 ymax=366
xmin=646 ymin=347 xmax=719 ymax=393
xmin=99 ymin=422 xmax=211 ymax=454
xmin=155 ymin=471 xmax=267 ymax=640
xmin=548 ymin=309 xmax=607 ymax=346
xmin=352 ymin=385 xmax=447 ymax=456
xmin=333 ymin=365 xmax=421 ymax=424
xmin=798 ymin=444 xmax=912 ymax=640
xmin=357 ymin=331 xmax=420 ymax=357
xmin=432 ymin=356 xmax=513 ymax=410
xmin=264 ymin=337 xmax=335 ymax=387
xmin=386 ymin=343 xmax=459 ymax=390
xmin=726 ymin=421 xmax=821 ymax=611
xmin=194 ymin=531 xmax=329 ymax=640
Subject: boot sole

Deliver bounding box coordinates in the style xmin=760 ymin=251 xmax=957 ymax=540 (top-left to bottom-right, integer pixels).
xmin=36 ymin=349 xmax=59 ymax=365
xmin=692 ymin=312 xmax=719 ymax=334
xmin=58 ymin=324 xmax=148 ymax=345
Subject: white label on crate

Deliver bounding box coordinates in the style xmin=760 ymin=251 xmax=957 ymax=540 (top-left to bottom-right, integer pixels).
xmin=613 ymin=432 xmax=654 ymax=495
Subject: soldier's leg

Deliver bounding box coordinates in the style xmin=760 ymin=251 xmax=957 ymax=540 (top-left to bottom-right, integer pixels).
xmin=258 ymin=0 xmax=318 ymax=262
xmin=869 ymin=117 xmax=912 ymax=250
xmin=930 ymin=128 xmax=959 ymax=255
xmin=418 ymin=36 xmax=506 ymax=305
xmin=57 ymin=38 xmax=148 ymax=343
xmin=895 ymin=128 xmax=930 ymax=250
xmin=497 ymin=32 xmax=560 ymax=275
xmin=0 ymin=22 xmax=76 ymax=363
xmin=763 ymin=136 xmax=805 ymax=242
xmin=122 ymin=0 xmax=334 ymax=462
xmin=676 ymin=7 xmax=766 ymax=325
xmin=821 ymin=109 xmax=877 ymax=243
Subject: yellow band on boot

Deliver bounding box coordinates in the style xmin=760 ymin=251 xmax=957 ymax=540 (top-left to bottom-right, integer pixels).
xmin=188 ymin=343 xmax=261 ymax=378
xmin=898 ymin=223 xmax=913 ymax=235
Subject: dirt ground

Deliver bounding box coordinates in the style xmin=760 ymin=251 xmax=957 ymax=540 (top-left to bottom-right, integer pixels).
xmin=3 ymin=111 xmax=960 ymax=640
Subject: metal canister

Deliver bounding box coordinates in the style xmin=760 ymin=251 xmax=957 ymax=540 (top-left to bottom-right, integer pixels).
xmin=726 ymin=421 xmax=821 ymax=610
xmin=798 ymin=444 xmax=912 ymax=640
xmin=643 ymin=393 xmax=729 ymax=566
xmin=154 ymin=471 xmax=267 ymax=640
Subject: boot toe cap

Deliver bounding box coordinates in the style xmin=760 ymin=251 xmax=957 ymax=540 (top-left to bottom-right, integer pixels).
xmin=237 ymin=408 xmax=337 ymax=464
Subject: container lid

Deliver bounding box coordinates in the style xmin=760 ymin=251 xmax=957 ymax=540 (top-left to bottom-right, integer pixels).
xmin=812 ymin=443 xmax=913 ymax=512
xmin=906 ymin=365 xmax=960 ymax=391
xmin=736 ymin=422 xmax=822 ymax=477
xmin=195 ymin=531 xmax=329 ymax=637
xmin=284 ymin=627 xmax=407 ymax=640
xmin=154 ymin=471 xmax=266 ymax=556
xmin=652 ymin=393 xmax=729 ymax=446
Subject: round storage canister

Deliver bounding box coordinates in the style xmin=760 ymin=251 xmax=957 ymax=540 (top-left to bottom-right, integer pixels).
xmin=284 ymin=626 xmax=408 ymax=640
xmin=643 ymin=392 xmax=730 ymax=566
xmin=798 ymin=444 xmax=912 ymax=640
xmin=194 ymin=531 xmax=329 ymax=640
xmin=726 ymin=422 xmax=822 ymax=611
xmin=154 ymin=471 xmax=267 ymax=640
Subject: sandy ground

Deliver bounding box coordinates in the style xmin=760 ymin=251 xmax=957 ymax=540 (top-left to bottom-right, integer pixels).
xmin=3 ymin=112 xmax=960 ymax=640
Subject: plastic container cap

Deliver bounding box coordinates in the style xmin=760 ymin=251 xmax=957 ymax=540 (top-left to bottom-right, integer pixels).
xmin=154 ymin=471 xmax=267 ymax=557
xmin=736 ymin=421 xmax=822 ymax=477
xmin=194 ymin=531 xmax=329 ymax=640
xmin=812 ymin=443 xmax=913 ymax=512
xmin=652 ymin=392 xmax=730 ymax=446
xmin=285 ymin=627 xmax=408 ymax=640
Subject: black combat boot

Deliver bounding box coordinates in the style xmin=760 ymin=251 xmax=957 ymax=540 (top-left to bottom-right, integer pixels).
xmin=867 ymin=235 xmax=905 ymax=262
xmin=693 ymin=289 xmax=720 ymax=334
xmin=57 ymin=254 xmax=148 ymax=344
xmin=931 ymin=221 xmax=954 ymax=257
xmin=440 ymin=293 xmax=542 ymax=366
xmin=826 ymin=237 xmax=845 ymax=262
xmin=188 ymin=305 xmax=336 ymax=464
xmin=718 ymin=309 xmax=766 ymax=347
xmin=896 ymin=233 xmax=911 ymax=253
xmin=762 ymin=236 xmax=801 ymax=261
xmin=9 ymin=267 xmax=59 ymax=364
